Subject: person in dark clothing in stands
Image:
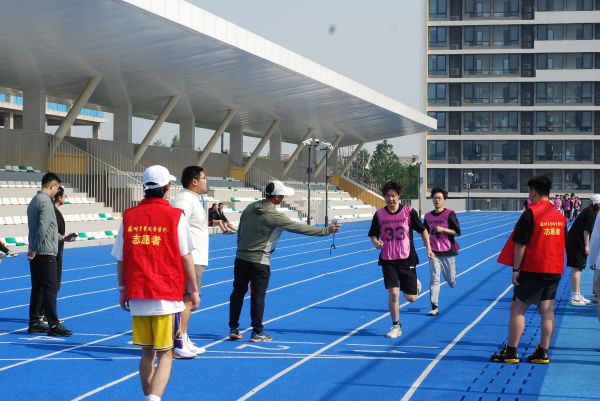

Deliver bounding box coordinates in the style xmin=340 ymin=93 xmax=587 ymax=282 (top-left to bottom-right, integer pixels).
xmin=53 ymin=186 xmax=77 ymax=291
xmin=217 ymin=202 xmax=237 ymax=232
xmin=208 ymin=203 xmax=232 ymax=234
xmin=0 ymin=238 xmax=19 ymax=260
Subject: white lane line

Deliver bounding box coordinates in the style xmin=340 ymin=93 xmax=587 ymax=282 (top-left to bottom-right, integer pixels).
xmin=0 ymin=273 xmax=117 ymax=294
xmin=0 ymin=263 xmax=117 ymax=282
xmin=400 ymin=283 xmax=514 ymax=401
xmin=346 ymin=344 xmax=441 ymax=349
xmin=0 ymin=288 xmax=114 ymax=312
xmin=236 ymin=251 xmax=502 ymax=401
xmin=0 ymin=355 xmax=434 ymax=362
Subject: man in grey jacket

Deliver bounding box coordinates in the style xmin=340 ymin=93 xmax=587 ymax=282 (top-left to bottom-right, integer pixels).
xmin=27 ymin=172 xmax=72 ymax=336
xmin=228 ymin=180 xmax=341 ymax=342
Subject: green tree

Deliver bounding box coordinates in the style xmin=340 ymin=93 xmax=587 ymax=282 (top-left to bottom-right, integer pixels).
xmin=170 ymin=134 xmax=180 ymax=149
xmin=369 ymin=140 xmax=400 ymax=189
xmin=152 ymin=138 xmax=168 ymax=147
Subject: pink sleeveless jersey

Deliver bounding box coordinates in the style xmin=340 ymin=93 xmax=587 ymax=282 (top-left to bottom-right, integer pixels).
xmin=376 ymin=205 xmax=411 ymax=260
xmin=424 ymin=209 xmax=453 ymax=253
xmin=553 ymin=198 xmax=561 ymax=210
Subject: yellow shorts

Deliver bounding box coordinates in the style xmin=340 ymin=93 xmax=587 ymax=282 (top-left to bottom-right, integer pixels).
xmin=131 ymin=314 xmax=174 ymax=351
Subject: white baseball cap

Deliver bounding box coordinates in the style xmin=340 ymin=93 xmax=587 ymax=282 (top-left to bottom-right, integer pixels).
xmin=266 ymin=180 xmax=295 ymax=197
xmin=590 ymin=194 xmax=600 ymax=205
xmin=143 ymin=165 xmax=176 ymax=190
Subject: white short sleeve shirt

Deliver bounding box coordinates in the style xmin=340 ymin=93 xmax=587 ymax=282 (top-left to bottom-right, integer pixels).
xmin=172 ymin=189 xmax=209 ymax=266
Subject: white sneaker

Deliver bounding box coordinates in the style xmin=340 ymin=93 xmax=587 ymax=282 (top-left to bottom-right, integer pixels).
xmin=579 ymin=295 xmax=592 ymax=304
xmin=386 ymin=324 xmax=402 ymax=338
xmin=173 ymin=346 xmax=196 ymax=359
xmin=427 ymin=308 xmax=439 ymax=316
xmin=570 ymin=296 xmax=587 ymax=306
xmin=185 ymin=334 xmax=206 ymax=355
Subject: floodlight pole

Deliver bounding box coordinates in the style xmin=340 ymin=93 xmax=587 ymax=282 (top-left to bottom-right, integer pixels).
xmin=307 ymin=144 xmax=312 ymax=225
xmin=325 ymin=147 xmax=329 ymax=226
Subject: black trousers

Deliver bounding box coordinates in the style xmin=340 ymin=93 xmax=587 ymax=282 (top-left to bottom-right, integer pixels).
xmin=29 ymin=254 xmax=59 ymax=326
xmin=229 ymin=258 xmax=270 ymax=332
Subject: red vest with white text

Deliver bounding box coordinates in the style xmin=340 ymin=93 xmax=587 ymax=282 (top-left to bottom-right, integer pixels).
xmin=122 ymin=198 xmax=185 ymax=300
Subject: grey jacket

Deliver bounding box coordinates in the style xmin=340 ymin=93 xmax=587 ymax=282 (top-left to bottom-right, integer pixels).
xmin=27 ymin=191 xmax=59 ymax=256
xmin=236 ymin=199 xmax=330 ymax=265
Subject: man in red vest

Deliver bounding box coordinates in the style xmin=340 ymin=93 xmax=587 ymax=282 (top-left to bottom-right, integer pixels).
xmin=492 ymin=175 xmax=566 ymax=364
xmin=112 ymin=165 xmax=199 ymax=401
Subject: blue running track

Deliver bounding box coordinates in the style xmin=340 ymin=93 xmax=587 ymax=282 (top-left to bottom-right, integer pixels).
xmin=0 ymin=212 xmax=598 ymax=400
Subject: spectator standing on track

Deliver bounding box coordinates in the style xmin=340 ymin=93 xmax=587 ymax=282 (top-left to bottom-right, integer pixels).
xmin=228 ymin=180 xmax=340 ymax=342
xmin=53 ymin=186 xmax=77 ymax=292
xmin=368 ymin=181 xmax=434 ymax=339
xmin=553 ymin=195 xmax=563 ymax=215
xmin=572 ymin=194 xmax=581 ymax=220
xmin=112 ymin=165 xmax=199 ymax=401
xmin=587 ymin=210 xmax=600 ymax=350
xmin=171 ymin=166 xmax=209 ymax=358
xmin=563 ymin=194 xmax=572 ymax=222
xmin=208 ymin=203 xmax=233 ymax=234
xmin=423 ymin=187 xmax=461 ymax=317
xmin=566 ymin=195 xmax=600 ymax=306
xmin=493 ymin=175 xmax=566 ymax=364
xmin=26 ymin=172 xmax=72 ymax=337
xmin=217 ymin=202 xmax=238 ymax=232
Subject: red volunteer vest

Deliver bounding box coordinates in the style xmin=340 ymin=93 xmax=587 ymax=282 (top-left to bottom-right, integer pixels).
xmin=122 ymin=198 xmax=185 ymax=300
xmin=497 ymin=200 xmax=565 ymax=274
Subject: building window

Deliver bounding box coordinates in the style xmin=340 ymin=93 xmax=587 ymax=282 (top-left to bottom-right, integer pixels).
xmin=428 ymin=83 xmax=447 ymax=104
xmin=565 ymin=53 xmax=593 ymax=69
xmin=464 ymin=112 xmax=491 ymax=132
xmin=491 ymin=141 xmax=518 ymax=161
xmin=492 ymin=0 xmax=519 ymax=17
xmin=491 ymin=169 xmax=517 ymax=190
xmin=537 ymin=24 xmax=565 ymax=40
xmin=565 ymin=169 xmax=592 ymax=190
xmin=536 ymin=82 xmax=563 ymax=103
xmin=465 ymin=0 xmax=492 ymax=17
xmin=565 ymin=0 xmax=594 ymax=11
xmin=428 ymin=111 xmax=447 ymax=131
xmin=466 ymin=169 xmax=489 ymax=190
xmin=464 ymin=83 xmax=491 ymax=103
xmin=492 ymin=82 xmax=518 ymax=103
xmin=464 ymin=54 xmax=491 ymax=75
xmin=537 ymin=53 xmax=564 ymax=69
xmin=429 ymin=0 xmax=448 ymax=18
xmin=535 ymin=141 xmax=563 ymax=161
xmin=428 ymin=140 xmax=446 ymax=160
xmin=566 ymin=24 xmax=593 ymax=39
xmin=565 ymin=111 xmax=592 ymax=132
xmin=427 ymin=169 xmax=446 ymax=189
xmin=492 ymin=111 xmax=518 ymax=132
xmin=463 ymin=140 xmax=490 ymax=161
xmin=538 ymin=0 xmax=564 ymax=11
xmin=565 ymin=82 xmax=593 ymax=103
xmin=492 ymin=25 xmax=519 ymax=46
xmin=492 ymin=54 xmax=519 ymax=75
xmin=428 ymin=55 xmax=447 ymax=76
xmin=536 ymin=111 xmax=564 ymax=132
xmin=564 ymin=140 xmax=592 ymax=161
xmin=464 ymin=26 xmax=491 ymax=47
xmin=429 ymin=27 xmax=447 ymax=47
xmin=536 ymin=169 xmax=563 ymax=190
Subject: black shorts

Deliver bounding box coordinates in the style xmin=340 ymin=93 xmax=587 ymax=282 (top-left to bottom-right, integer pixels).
xmin=513 ymin=274 xmax=559 ymax=304
xmin=381 ymin=263 xmax=418 ymax=294
xmin=566 ymin=248 xmax=586 ymax=270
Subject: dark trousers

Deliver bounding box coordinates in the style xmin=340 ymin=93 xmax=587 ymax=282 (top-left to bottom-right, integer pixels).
xmin=29 ymin=254 xmax=59 ymax=326
xmin=229 ymin=258 xmax=270 ymax=332
xmin=56 ymin=247 xmax=63 ymax=292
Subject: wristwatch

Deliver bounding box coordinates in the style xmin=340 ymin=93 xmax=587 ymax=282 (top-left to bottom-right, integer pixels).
xmin=512 ymin=268 xmax=520 ymax=273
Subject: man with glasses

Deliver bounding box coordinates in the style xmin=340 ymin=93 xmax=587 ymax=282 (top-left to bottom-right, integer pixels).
xmin=26 ymin=172 xmax=72 ymax=336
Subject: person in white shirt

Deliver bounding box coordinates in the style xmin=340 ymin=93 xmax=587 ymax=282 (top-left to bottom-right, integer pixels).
xmin=171 ymin=166 xmax=209 ymax=358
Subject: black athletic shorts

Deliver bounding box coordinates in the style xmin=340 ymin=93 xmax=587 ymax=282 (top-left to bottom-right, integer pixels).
xmin=513 ymin=273 xmax=559 ymax=304
xmin=381 ymin=263 xmax=418 ymax=294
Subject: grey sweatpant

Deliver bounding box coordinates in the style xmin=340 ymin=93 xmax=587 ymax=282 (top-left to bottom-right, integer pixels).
xmin=429 ymin=255 xmax=457 ymax=306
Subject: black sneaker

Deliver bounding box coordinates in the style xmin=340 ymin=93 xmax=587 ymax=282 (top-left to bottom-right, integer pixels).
xmin=250 ymin=331 xmax=272 ymax=342
xmin=27 ymin=321 xmax=49 ymax=334
xmin=527 ymin=344 xmax=550 ymax=364
xmin=229 ymin=328 xmax=243 ymax=340
xmin=491 ymin=343 xmax=519 ymax=363
xmin=47 ymin=324 xmax=73 ymax=337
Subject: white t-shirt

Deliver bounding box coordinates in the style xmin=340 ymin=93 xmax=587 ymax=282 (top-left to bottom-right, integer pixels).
xmin=111 ymin=213 xmax=194 ymax=316
xmin=172 ymin=189 xmax=209 ymax=266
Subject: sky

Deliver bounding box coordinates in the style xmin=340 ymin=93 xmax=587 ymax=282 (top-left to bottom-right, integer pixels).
xmin=80 ymin=0 xmax=426 ymax=158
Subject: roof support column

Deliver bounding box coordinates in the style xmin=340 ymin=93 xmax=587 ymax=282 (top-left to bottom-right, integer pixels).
xmin=113 ymin=103 xmax=132 ymax=143
xmin=197 ymin=107 xmax=238 ymax=166
xmin=244 ymin=120 xmax=280 ymax=174
xmin=50 ymin=75 xmax=102 ymax=155
xmin=229 ymin=126 xmax=243 ymax=166
xmin=338 ymin=140 xmax=365 ymax=176
xmin=4 ymin=113 xmax=14 ymax=129
xmin=22 ymin=85 xmax=46 ymax=133
xmin=283 ymin=128 xmax=313 ymax=176
xmin=315 ymin=134 xmax=343 ymax=177
xmin=179 ymin=115 xmax=196 ymax=150
xmin=92 ymin=124 xmax=100 ymax=140
xmin=269 ymin=130 xmax=282 ymax=161
xmin=133 ymin=95 xmax=179 ymax=164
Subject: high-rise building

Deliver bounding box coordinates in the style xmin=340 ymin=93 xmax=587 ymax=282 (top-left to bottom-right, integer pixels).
xmin=426 ymin=0 xmax=600 ymax=210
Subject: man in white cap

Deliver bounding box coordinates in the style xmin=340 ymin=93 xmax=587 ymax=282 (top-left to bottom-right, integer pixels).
xmin=228 ymin=180 xmax=341 ymax=342
xmin=567 ymin=194 xmax=600 ymax=306
xmin=112 ymin=165 xmax=199 ymax=401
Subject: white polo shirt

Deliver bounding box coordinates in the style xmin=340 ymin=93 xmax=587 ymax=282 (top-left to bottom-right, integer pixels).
xmin=172 ymin=188 xmax=209 ymax=266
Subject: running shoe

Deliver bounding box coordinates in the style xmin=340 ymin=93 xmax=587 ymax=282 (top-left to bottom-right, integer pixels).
xmin=491 ymin=343 xmax=519 ymax=363
xmin=249 ymin=331 xmax=272 ymax=342
xmin=386 ymin=324 xmax=402 ymax=338
xmin=185 ymin=334 xmax=206 ymax=355
xmin=570 ymin=295 xmax=588 ymax=306
xmin=527 ymin=344 xmax=550 ymax=364
xmin=579 ymin=295 xmax=592 ymax=304
xmin=5 ymin=252 xmax=18 ymax=258
xmin=427 ymin=308 xmax=439 ymax=316
xmin=47 ymin=323 xmax=73 ymax=337
xmin=229 ymin=328 xmax=243 ymax=340
xmin=173 ymin=346 xmax=196 ymax=359
xmin=27 ymin=321 xmax=48 ymax=334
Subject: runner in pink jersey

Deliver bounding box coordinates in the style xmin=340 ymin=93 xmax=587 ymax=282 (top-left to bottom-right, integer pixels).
xmin=368 ymin=181 xmax=434 ymax=339
xmin=423 ymin=187 xmax=461 ymax=316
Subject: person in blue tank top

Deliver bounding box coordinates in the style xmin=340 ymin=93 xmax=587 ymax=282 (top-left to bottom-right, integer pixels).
xmin=368 ymin=181 xmax=434 ymax=339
